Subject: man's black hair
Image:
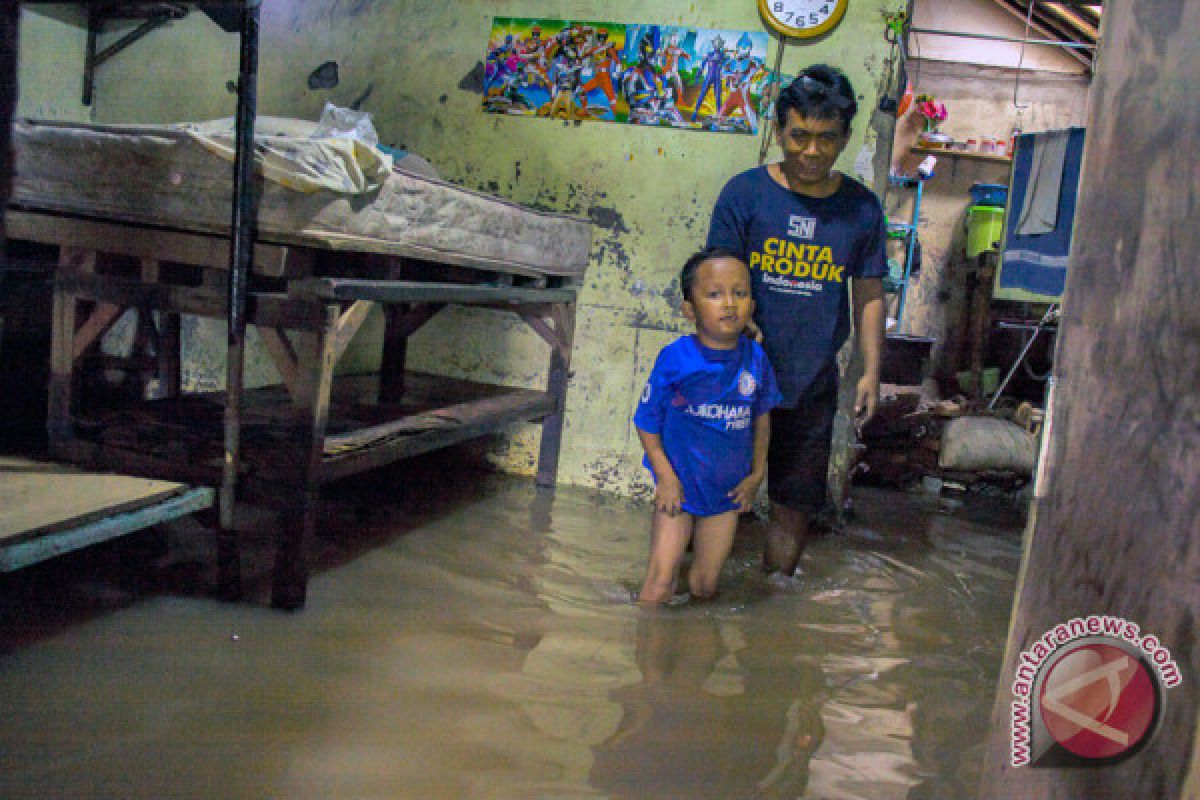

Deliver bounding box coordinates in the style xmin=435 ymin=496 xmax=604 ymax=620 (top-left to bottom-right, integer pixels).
xmin=775 ymin=64 xmax=857 ymax=133
xmin=680 ymin=246 xmax=743 ymax=302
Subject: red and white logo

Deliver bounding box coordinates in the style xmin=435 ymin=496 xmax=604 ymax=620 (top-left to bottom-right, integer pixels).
xmin=1039 ymin=642 xmax=1158 ymax=760
xmin=1009 ymin=616 xmax=1179 ymax=768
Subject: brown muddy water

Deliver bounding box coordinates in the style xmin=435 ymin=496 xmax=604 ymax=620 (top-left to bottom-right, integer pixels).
xmin=0 ymin=457 xmax=1023 ymax=799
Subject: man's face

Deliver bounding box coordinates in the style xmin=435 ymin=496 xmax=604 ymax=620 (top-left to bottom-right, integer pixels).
xmin=776 ymin=109 xmax=849 ymax=186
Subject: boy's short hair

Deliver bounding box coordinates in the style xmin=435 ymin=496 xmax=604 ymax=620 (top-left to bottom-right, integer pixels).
xmin=680 ymin=246 xmax=744 ymax=302
xmin=776 ymin=64 xmax=857 ymax=133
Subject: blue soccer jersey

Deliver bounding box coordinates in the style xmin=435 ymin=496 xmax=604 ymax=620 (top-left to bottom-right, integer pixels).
xmin=634 ymin=335 xmax=782 ymax=516
xmin=707 ymin=166 xmax=886 ymax=405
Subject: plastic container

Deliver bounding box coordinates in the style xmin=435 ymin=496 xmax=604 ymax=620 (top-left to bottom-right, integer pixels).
xmin=966 ymin=204 xmax=1006 ymax=258
xmin=969 ymin=182 xmax=1009 ymax=207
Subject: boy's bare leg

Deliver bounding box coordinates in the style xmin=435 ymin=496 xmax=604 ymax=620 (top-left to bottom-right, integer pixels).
xmin=688 ymin=510 xmax=738 ymax=600
xmin=764 ymin=502 xmax=810 ymax=576
xmin=638 ymin=509 xmax=694 ymax=605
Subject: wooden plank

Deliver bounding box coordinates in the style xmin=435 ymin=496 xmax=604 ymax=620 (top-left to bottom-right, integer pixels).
xmin=57 ymin=439 xmax=224 ymax=487
xmin=289 ymin=277 xmax=577 ymax=306
xmin=0 ymin=486 xmax=213 ymax=572
xmin=320 ymin=389 xmax=555 ymax=482
xmin=58 ymin=273 xmax=330 ymax=331
xmin=0 ymin=457 xmax=197 ymax=545
xmin=5 ymin=210 xmax=313 ymax=277
xmin=910 ymin=145 xmax=1012 ymax=164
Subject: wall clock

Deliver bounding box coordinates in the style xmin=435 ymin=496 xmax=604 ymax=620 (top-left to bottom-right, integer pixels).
xmin=757 ymin=0 xmax=849 ymax=39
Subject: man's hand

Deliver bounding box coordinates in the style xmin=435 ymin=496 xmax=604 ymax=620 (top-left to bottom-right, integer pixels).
xmin=655 ymin=474 xmax=685 ymax=516
xmin=854 ymin=372 xmax=879 ymax=425
xmin=728 ymin=470 xmax=764 ymax=511
xmin=743 ymin=319 xmax=763 ymax=343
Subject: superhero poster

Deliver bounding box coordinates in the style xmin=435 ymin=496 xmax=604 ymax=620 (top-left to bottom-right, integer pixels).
xmin=483 ymin=18 xmax=774 ymax=134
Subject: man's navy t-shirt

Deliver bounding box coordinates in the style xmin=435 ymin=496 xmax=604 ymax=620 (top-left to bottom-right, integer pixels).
xmin=706 ymin=166 xmax=886 ymax=406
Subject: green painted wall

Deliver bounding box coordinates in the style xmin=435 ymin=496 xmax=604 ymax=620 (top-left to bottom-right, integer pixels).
xmin=16 ymin=6 xmax=90 ymax=121
xmin=77 ymin=1 xmax=900 ymax=497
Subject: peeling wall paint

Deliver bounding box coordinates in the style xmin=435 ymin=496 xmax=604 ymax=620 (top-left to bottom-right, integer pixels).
xmin=25 ymin=1 xmax=904 ymax=499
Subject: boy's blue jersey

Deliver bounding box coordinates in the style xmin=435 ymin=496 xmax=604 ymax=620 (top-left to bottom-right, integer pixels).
xmin=634 ymin=335 xmax=782 ymax=516
xmin=706 ymin=166 xmax=887 ymax=405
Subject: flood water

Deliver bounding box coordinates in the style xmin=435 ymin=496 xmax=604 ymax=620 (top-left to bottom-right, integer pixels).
xmin=0 ymin=459 xmax=1023 ymax=799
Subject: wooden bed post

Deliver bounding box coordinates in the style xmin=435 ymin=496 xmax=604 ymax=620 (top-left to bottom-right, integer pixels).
xmin=379 ymin=302 xmax=444 ymax=403
xmin=271 ymin=302 xmax=338 ymax=610
xmin=47 ymin=248 xmax=96 ymax=457
xmin=535 ymin=298 xmax=576 ymax=487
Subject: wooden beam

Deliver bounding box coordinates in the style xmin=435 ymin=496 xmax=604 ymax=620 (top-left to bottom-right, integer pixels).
xmin=71 ymin=302 xmax=123 ymax=361
xmin=5 ymin=210 xmax=313 ymax=277
xmin=257 ymin=327 xmax=302 ymax=399
xmin=331 ymin=300 xmax=375 ymax=364
xmin=57 ymin=273 xmax=330 ymax=331
xmin=289 ymin=277 xmax=577 ymax=306
xmin=519 ymin=311 xmax=565 ymax=353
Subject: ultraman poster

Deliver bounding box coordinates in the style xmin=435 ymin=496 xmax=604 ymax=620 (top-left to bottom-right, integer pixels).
xmin=483 ymin=18 xmax=774 ymax=134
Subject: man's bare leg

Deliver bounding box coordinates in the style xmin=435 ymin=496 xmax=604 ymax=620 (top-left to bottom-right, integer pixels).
xmin=764 ymin=502 xmax=810 ymax=576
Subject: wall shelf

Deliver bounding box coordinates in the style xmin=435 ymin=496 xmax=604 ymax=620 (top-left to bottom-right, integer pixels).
xmin=911 ymin=145 xmax=1012 ymax=165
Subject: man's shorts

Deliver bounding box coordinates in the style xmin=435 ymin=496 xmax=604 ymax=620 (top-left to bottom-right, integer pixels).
xmin=767 ymin=369 xmax=838 ymax=514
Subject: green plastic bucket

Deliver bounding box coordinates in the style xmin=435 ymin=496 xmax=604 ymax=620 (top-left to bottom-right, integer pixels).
xmin=966 ymin=205 xmax=1005 ymax=258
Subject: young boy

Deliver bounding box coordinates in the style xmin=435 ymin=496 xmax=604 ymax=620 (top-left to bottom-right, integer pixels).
xmin=633 ymin=248 xmax=782 ymax=605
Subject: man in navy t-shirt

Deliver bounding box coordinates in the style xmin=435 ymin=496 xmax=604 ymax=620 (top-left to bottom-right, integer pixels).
xmin=706 ymin=64 xmax=886 ymax=577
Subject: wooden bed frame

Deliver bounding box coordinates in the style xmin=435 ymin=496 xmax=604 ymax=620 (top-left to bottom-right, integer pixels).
xmin=8 ymin=208 xmax=579 ymax=609
xmin=0 ymin=456 xmax=214 ymax=574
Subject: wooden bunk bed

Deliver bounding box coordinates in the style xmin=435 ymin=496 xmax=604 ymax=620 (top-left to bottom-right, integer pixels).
xmin=5 ymin=4 xmax=591 ymax=609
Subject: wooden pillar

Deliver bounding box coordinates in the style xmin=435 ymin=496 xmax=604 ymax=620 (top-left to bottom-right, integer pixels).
xmin=270 ymin=303 xmax=338 ymax=610
xmin=980 ymin=3 xmax=1200 ymax=795
xmin=535 ymin=300 xmax=576 ymax=487
xmin=46 ymin=249 xmax=95 ymax=456
xmin=379 ymin=304 xmax=409 ymax=403
xmin=0 ymin=1 xmax=16 ymax=252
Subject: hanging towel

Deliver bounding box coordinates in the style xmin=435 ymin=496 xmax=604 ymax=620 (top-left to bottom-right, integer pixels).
xmin=1015 ymin=129 xmax=1069 ymax=235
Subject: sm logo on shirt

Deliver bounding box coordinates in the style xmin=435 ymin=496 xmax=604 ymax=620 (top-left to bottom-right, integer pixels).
xmin=787 ymin=214 xmax=816 ymax=240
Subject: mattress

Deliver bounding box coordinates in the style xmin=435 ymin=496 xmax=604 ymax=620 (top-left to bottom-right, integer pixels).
xmin=10 ymin=118 xmax=591 ymax=279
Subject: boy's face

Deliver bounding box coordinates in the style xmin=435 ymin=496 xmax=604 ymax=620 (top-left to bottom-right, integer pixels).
xmin=775 ymin=109 xmax=848 ymax=187
xmin=683 ymin=256 xmax=754 ymax=349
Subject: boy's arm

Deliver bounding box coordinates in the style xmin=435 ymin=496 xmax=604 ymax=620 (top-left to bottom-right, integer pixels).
xmin=637 ymin=427 xmax=685 ymax=516
xmin=728 ymin=412 xmax=771 ymax=510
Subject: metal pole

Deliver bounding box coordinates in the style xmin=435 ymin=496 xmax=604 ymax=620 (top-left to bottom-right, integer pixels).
xmin=221 ymin=0 xmax=261 ymax=530
xmin=987 ymin=303 xmax=1059 ymax=410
